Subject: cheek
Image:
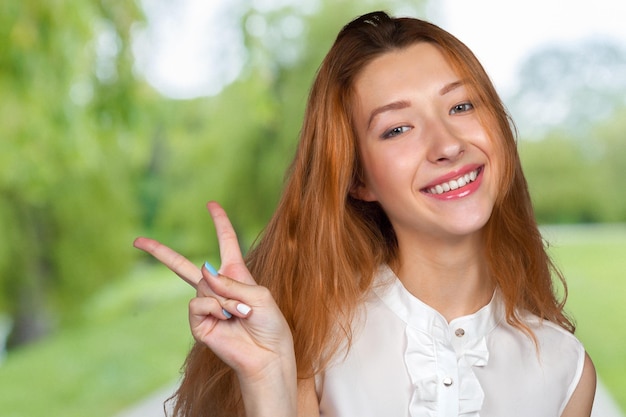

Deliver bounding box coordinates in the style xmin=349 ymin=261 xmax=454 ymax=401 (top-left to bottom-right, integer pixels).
xmin=460 ymin=118 xmax=491 ymax=144
xmin=358 ymin=147 xmax=397 ymax=199
xmin=463 ymin=119 xmax=496 ymax=165
xmin=476 ymin=131 xmax=507 ymax=204
xmin=362 ymin=145 xmax=418 ymax=193
xmin=470 ymin=114 xmax=501 ymax=158
xmin=488 ymin=136 xmax=512 ymax=199
xmin=360 ymin=150 xmax=385 ymax=187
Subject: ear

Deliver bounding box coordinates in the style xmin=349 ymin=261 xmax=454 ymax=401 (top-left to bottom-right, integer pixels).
xmin=349 ymin=179 xmax=377 ymax=202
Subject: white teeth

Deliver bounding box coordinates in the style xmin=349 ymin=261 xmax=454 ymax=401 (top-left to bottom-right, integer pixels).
xmin=427 ymin=168 xmax=480 ymax=195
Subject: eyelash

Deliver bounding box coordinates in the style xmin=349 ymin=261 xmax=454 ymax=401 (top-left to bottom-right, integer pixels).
xmin=381 ymin=125 xmax=411 ymax=139
xmin=449 ymin=102 xmax=474 ymax=114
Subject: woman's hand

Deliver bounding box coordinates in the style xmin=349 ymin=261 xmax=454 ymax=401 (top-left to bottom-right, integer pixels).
xmin=133 ymin=201 xmax=296 ymax=416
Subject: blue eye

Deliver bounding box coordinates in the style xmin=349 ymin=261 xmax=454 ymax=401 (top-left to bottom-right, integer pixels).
xmin=382 ymin=125 xmax=411 ymax=139
xmin=450 ymin=102 xmax=474 ymax=115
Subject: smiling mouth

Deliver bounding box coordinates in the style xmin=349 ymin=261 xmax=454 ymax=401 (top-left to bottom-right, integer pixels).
xmin=424 ymin=166 xmax=483 ymax=195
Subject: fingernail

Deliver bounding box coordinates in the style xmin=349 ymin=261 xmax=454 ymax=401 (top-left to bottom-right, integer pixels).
xmin=204 ymin=261 xmax=218 ymax=276
xmin=222 ymin=308 xmax=232 ymax=319
xmin=236 ymin=303 xmax=252 ymax=315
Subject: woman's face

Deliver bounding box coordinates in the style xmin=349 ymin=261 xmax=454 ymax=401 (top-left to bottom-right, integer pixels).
xmin=351 ymin=42 xmax=499 ymax=244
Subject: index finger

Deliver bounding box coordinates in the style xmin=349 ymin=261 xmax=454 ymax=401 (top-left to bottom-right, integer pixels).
xmin=133 ymin=236 xmax=201 ymax=289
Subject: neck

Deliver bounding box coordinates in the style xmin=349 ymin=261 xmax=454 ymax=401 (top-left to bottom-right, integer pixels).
xmin=392 ymin=232 xmax=494 ymax=322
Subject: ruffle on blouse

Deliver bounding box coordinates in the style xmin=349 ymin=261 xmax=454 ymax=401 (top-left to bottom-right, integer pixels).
xmin=458 ymin=335 xmax=490 ymax=414
xmin=405 ymin=328 xmax=488 ymax=417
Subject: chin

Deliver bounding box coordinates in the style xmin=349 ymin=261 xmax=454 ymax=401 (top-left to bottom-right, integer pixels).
xmin=444 ymin=212 xmax=492 ymax=238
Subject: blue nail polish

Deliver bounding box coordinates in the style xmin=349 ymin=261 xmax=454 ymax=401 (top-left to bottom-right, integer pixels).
xmin=204 ymin=261 xmax=218 ymax=276
xmin=222 ymin=308 xmax=232 ymax=319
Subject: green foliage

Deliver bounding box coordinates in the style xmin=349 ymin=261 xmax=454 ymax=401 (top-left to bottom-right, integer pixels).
xmin=510 ymin=36 xmax=626 ymax=224
xmin=519 ymin=105 xmax=626 ymax=224
xmin=0 ymin=264 xmax=193 ymax=417
xmin=0 ymin=0 xmax=153 ymax=342
xmin=590 ymin=107 xmax=626 ymax=220
xmin=520 ymin=134 xmax=605 ymax=223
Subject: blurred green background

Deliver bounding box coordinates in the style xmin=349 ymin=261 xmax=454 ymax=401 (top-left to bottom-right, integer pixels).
xmin=1 ymin=0 xmax=624 ymax=415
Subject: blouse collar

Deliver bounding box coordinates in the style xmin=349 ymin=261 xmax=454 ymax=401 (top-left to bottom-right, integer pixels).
xmin=372 ymin=264 xmax=503 ymax=345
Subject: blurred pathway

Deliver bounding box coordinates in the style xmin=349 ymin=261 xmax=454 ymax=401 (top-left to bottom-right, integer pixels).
xmin=593 ymin=380 xmax=624 ymax=417
xmin=115 ymin=379 xmax=623 ymax=417
xmin=115 ymin=383 xmax=175 ymax=417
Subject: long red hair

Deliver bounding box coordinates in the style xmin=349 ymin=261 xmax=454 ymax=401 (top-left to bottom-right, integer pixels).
xmin=168 ymin=11 xmax=573 ymax=416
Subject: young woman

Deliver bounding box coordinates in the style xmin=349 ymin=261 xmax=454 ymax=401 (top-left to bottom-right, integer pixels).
xmin=134 ymin=11 xmax=596 ymax=417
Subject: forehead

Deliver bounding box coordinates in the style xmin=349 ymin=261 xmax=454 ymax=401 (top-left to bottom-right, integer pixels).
xmin=352 ymin=42 xmax=461 ymax=113
xmin=355 ymin=43 xmax=459 ymax=95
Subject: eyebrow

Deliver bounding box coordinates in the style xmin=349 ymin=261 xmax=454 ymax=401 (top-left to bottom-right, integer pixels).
xmin=367 ymin=100 xmax=411 ymax=130
xmin=366 ymin=80 xmax=467 ymax=130
xmin=439 ymin=80 xmax=466 ymax=95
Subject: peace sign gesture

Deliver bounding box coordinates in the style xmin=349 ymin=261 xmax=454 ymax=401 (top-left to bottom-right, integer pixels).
xmin=133 ymin=201 xmax=296 ymax=416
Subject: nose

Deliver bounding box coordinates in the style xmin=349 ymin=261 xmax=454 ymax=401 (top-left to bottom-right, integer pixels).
xmin=424 ymin=117 xmax=465 ymax=163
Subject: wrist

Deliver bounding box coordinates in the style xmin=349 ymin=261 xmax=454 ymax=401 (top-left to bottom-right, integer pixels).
xmin=237 ymin=349 xmax=297 ymax=417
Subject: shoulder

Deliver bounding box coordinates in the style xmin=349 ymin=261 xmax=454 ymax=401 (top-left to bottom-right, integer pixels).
xmin=524 ymin=314 xmax=585 ymax=360
xmin=512 ymin=314 xmax=593 ymax=415
xmin=560 ymin=352 xmax=596 ymax=417
xmin=492 ymin=309 xmax=585 ymax=362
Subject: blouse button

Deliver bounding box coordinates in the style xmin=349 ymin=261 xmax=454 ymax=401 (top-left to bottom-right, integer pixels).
xmin=442 ymin=377 xmax=453 ymax=387
xmin=455 ymin=328 xmax=465 ymax=337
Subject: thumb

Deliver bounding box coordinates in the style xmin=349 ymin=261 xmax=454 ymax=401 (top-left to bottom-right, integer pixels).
xmin=201 ymin=262 xmax=272 ymax=316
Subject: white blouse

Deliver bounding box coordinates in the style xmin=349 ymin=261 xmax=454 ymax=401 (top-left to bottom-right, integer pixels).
xmin=316 ymin=265 xmax=585 ymax=417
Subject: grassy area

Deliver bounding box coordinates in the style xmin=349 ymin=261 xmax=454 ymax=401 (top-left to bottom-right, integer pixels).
xmin=544 ymin=224 xmax=626 ymax=411
xmin=0 ymin=264 xmax=195 ymax=417
xmin=0 ymin=225 xmax=624 ymax=415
